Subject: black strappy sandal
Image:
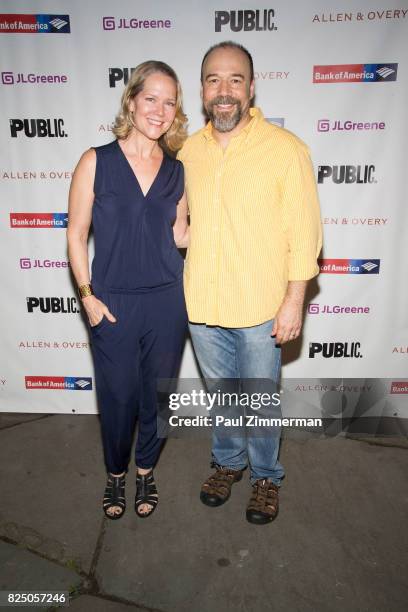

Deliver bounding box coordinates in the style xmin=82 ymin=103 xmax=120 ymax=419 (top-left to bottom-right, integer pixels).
xmin=135 ymin=470 xmax=158 ymax=518
xmin=103 ymin=473 xmax=126 ymax=520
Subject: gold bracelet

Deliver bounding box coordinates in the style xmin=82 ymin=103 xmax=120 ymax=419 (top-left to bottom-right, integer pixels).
xmin=78 ymin=284 xmax=93 ymax=299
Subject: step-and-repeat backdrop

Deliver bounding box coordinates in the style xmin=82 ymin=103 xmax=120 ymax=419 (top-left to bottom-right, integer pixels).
xmin=1 ymin=0 xmax=407 ymax=427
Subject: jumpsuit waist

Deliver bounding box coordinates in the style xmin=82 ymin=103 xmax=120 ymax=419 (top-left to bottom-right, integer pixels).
xmin=92 ymin=277 xmax=183 ymax=296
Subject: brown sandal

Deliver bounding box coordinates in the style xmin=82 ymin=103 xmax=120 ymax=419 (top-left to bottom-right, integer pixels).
xmin=200 ymin=465 xmax=243 ymax=507
xmin=246 ymin=479 xmax=279 ymax=524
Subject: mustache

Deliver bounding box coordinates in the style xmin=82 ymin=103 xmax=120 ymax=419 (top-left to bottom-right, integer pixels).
xmin=209 ymin=96 xmax=240 ymax=107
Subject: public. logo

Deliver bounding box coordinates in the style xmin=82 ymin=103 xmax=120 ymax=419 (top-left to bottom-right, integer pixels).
xmin=313 ymin=63 xmax=398 ymax=83
xmin=25 ymin=376 xmax=92 ymax=390
xmin=2 ymin=71 xmax=68 ymax=85
xmin=318 ymin=259 xmax=380 ymax=274
xmin=9 ymin=118 xmax=67 ymax=138
xmin=10 ymin=213 xmax=68 ymax=228
xmin=317 ymin=119 xmax=385 ymax=132
xmin=309 ymin=342 xmax=363 ymax=358
xmin=0 ymin=14 xmax=70 ymax=33
xmin=102 ymin=16 xmax=171 ymax=30
xmin=215 ymin=9 xmax=277 ymax=31
xmin=109 ymin=67 xmax=135 ymax=87
xmin=317 ymin=165 xmax=376 ymax=184
xmin=26 ymin=297 xmax=80 ymax=314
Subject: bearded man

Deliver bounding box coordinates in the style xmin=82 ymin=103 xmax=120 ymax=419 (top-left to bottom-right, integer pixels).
xmin=177 ymin=41 xmax=322 ymax=524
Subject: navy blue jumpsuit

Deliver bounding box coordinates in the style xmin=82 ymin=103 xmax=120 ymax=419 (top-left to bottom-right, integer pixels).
xmin=90 ymin=140 xmax=187 ymax=474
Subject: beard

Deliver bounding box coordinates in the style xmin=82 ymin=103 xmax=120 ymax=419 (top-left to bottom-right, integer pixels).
xmin=206 ymin=96 xmax=243 ymax=132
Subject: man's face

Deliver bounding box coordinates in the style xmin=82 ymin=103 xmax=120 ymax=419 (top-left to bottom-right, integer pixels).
xmin=201 ymin=47 xmax=254 ymax=133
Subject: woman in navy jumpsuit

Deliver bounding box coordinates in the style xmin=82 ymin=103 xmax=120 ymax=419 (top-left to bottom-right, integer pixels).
xmin=67 ymin=61 xmax=189 ymax=519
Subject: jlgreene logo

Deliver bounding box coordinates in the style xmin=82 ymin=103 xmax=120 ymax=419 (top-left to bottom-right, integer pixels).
xmin=215 ymin=9 xmax=277 ymax=31
xmin=318 ymin=165 xmax=376 ymax=184
xmin=26 ymin=297 xmax=80 ymax=314
xmin=0 ymin=14 xmax=70 ymax=33
xmin=2 ymin=71 xmax=67 ymax=85
xmin=308 ymin=304 xmax=370 ymax=315
xmin=10 ymin=118 xmax=67 ymax=138
xmin=10 ymin=213 xmax=68 ymax=228
xmin=317 ymin=119 xmax=385 ymax=132
xmin=313 ymin=63 xmax=398 ymax=83
xmin=319 ymin=259 xmax=380 ymax=274
xmin=103 ymin=16 xmax=171 ymax=30
xmin=309 ymin=342 xmax=363 ymax=358
xmin=20 ymin=258 xmax=69 ymax=269
xmin=25 ymin=376 xmax=92 ymax=390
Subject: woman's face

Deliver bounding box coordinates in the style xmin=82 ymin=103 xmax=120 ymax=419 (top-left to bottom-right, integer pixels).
xmin=128 ymin=72 xmax=177 ymax=141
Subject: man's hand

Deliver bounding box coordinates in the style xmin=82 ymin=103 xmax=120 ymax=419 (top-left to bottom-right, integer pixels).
xmin=271 ymin=280 xmax=308 ymax=344
xmin=271 ymin=299 xmax=302 ymax=344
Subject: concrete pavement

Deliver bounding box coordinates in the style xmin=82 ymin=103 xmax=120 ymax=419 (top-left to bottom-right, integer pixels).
xmin=0 ymin=412 xmax=407 ymax=611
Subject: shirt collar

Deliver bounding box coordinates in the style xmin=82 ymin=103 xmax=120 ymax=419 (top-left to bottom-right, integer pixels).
xmin=203 ymin=107 xmax=263 ymax=142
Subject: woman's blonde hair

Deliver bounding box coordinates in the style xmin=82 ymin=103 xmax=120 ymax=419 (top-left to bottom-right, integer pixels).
xmin=112 ymin=60 xmax=187 ymax=154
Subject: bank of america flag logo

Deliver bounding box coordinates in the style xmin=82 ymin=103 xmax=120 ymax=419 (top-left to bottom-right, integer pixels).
xmin=25 ymin=376 xmax=92 ymax=390
xmin=75 ymin=378 xmax=91 ymax=389
xmin=361 ymin=261 xmax=378 ymax=272
xmin=50 ymin=17 xmax=68 ymax=30
xmin=319 ymin=258 xmax=381 ymax=274
xmin=313 ymin=63 xmax=397 ymax=83
xmin=0 ymin=14 xmax=70 ymax=34
xmin=376 ymin=66 xmax=395 ymax=79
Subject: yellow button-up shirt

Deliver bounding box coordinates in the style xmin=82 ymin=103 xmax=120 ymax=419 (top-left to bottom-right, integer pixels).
xmin=177 ymin=108 xmax=322 ymax=328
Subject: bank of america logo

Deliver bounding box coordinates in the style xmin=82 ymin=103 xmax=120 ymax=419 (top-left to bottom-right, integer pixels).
xmin=361 ymin=261 xmax=378 ymax=272
xmin=376 ymin=67 xmax=395 ymax=79
xmin=319 ymin=258 xmax=381 ymax=274
xmin=75 ymin=379 xmax=91 ymax=389
xmin=50 ymin=18 xmax=68 ymax=30
xmin=313 ymin=63 xmax=397 ymax=83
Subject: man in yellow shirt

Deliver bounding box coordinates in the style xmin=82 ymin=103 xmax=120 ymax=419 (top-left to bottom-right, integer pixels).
xmin=177 ymin=41 xmax=322 ymax=524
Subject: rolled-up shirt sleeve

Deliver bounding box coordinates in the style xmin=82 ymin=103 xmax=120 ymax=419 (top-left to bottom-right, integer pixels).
xmin=281 ymin=143 xmax=323 ymax=281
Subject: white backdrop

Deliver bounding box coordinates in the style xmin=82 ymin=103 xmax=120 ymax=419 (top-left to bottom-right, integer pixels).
xmin=1 ymin=0 xmax=407 ymax=420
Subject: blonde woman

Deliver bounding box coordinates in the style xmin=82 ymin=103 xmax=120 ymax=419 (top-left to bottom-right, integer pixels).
xmin=67 ymin=61 xmax=189 ymax=520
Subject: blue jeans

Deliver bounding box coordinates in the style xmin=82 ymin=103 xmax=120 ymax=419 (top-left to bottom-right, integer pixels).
xmin=189 ymin=320 xmax=285 ymax=485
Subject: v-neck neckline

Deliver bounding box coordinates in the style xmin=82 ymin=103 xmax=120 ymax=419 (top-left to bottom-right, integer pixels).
xmin=116 ymin=139 xmax=166 ymax=199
